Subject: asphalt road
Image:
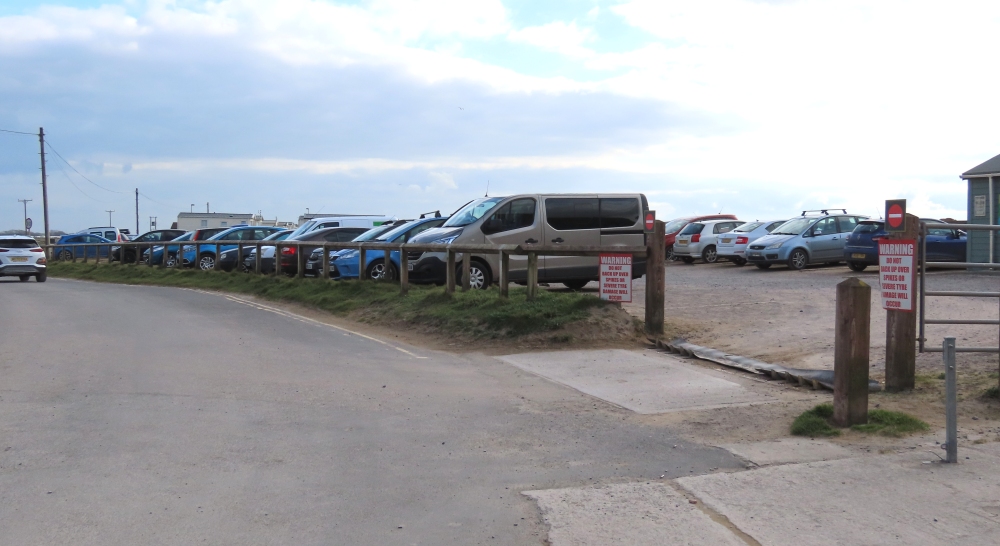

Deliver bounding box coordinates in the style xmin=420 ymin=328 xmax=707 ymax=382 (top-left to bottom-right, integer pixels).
xmin=0 ymin=278 xmax=741 ymax=545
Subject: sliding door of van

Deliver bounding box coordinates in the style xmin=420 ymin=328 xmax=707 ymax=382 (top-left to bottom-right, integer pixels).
xmin=541 ymin=197 xmax=600 ymax=281
xmin=598 ymin=196 xmax=643 ymax=246
xmin=480 ymin=197 xmax=540 ymax=281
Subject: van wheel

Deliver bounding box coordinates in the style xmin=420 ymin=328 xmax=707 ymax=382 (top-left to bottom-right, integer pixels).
xmin=198 ymin=254 xmax=215 ymax=270
xmin=787 ymin=249 xmax=808 ymax=270
xmin=681 ymin=256 xmax=695 ymax=264
xmin=755 ymin=263 xmax=772 ymax=270
xmin=702 ymin=245 xmax=718 ymax=263
xmin=563 ymin=280 xmax=589 ymax=291
xmin=847 ymin=261 xmax=867 ymax=272
xmin=461 ymin=260 xmax=492 ymax=290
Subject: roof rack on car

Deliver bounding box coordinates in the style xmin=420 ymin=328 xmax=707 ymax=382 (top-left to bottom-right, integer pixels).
xmin=419 ymin=210 xmax=442 ymax=219
xmin=800 ymin=208 xmax=847 ymax=216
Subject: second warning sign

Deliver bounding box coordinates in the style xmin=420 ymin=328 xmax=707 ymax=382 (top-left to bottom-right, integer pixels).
xmin=878 ymin=239 xmax=915 ymax=312
xmin=599 ymin=254 xmax=632 ymax=303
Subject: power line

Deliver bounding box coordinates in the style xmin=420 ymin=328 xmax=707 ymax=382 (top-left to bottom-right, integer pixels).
xmin=137 ymin=191 xmax=176 ymax=209
xmin=52 ymin=159 xmax=106 ymax=203
xmin=44 ymin=140 xmax=128 ymax=195
xmin=0 ymin=128 xmax=36 ymax=136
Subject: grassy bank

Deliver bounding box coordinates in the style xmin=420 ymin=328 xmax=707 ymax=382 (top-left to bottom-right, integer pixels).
xmin=49 ymin=262 xmax=636 ymax=341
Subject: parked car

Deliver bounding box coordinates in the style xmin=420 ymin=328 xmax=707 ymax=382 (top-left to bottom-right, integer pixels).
xmin=288 ymin=215 xmax=396 ymax=239
xmin=111 ymin=229 xmax=186 ymax=263
xmin=252 ymin=222 xmax=408 ymax=275
xmin=716 ymin=219 xmax=787 ymax=266
xmin=0 ymin=235 xmax=47 ymax=282
xmin=220 ymin=229 xmax=292 ymax=272
xmin=746 ymin=209 xmax=867 ymax=270
xmin=843 ymin=219 xmax=967 ymax=272
xmin=672 ymin=219 xmax=745 ymax=264
xmin=142 ymin=227 xmax=228 ymax=266
xmin=313 ymin=216 xmax=447 ymax=279
xmin=407 ymin=194 xmax=649 ymax=290
xmin=662 ymin=214 xmax=738 ymax=261
xmin=270 ymin=227 xmax=370 ymax=275
xmin=180 ymin=226 xmax=286 ymax=270
xmin=80 ymin=226 xmax=126 ymax=242
xmin=298 ymin=223 xmax=406 ymax=276
xmin=53 ymin=233 xmax=113 ymax=260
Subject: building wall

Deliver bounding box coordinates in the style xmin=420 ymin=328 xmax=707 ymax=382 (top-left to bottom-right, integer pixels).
xmin=175 ymin=214 xmax=253 ymax=232
xmin=966 ymin=177 xmax=999 ymax=263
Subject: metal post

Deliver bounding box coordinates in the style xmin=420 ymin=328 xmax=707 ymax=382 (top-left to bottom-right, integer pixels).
xmin=919 ymin=222 xmax=927 ymax=352
xmin=499 ymin=250 xmax=509 ymax=298
xmin=399 ymin=246 xmax=409 ymax=295
xmin=445 ymin=249 xmax=455 ymax=294
xmin=944 ymin=337 xmax=958 ymax=464
xmin=322 ymin=243 xmax=330 ymax=280
xmin=359 ymin=248 xmax=367 ymax=280
xmin=526 ymin=252 xmax=538 ymax=301
xmin=461 ymin=252 xmax=471 ymax=291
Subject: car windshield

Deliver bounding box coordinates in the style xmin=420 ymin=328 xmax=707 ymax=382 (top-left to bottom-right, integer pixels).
xmin=171 ymin=233 xmax=194 ymax=242
xmin=734 ymin=222 xmax=762 ymax=233
xmin=262 ymin=230 xmax=291 ymax=241
xmin=286 ymin=220 xmax=317 ymax=240
xmin=375 ymin=221 xmax=423 ymax=241
xmin=354 ymin=224 xmax=399 ymax=242
xmin=854 ymin=222 xmax=883 ymax=234
xmin=771 ymin=218 xmax=815 ymax=235
xmin=207 ymin=229 xmax=239 ymax=241
xmin=442 ymin=197 xmax=504 ymax=227
xmin=0 ymin=239 xmax=38 ymax=249
xmin=679 ymin=223 xmax=704 ymax=235
xmin=663 ymin=219 xmax=690 ymax=233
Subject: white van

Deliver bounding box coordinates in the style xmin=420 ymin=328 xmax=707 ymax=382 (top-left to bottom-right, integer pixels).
xmin=406 ymin=194 xmax=649 ymax=290
xmin=81 ymin=226 xmax=125 ymax=242
xmin=288 ymin=215 xmax=394 ymax=239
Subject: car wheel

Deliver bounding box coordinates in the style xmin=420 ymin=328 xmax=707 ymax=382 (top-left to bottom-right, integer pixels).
xmin=36 ymin=271 xmax=47 ymax=282
xmin=366 ymin=259 xmax=392 ymax=281
xmin=166 ymin=254 xmax=177 ymax=268
xmin=681 ymin=256 xmax=695 ymax=264
xmin=19 ymin=275 xmax=31 ymax=282
xmin=731 ymin=257 xmax=747 ymax=267
xmin=847 ymin=261 xmax=867 ymax=272
xmin=755 ymin=263 xmax=772 ymax=270
xmin=702 ymin=245 xmax=718 ymax=263
xmin=198 ymin=254 xmax=215 ymax=271
xmin=59 ymin=249 xmax=73 ymax=261
xmin=787 ymin=249 xmax=808 ymax=270
xmin=665 ymin=245 xmax=675 ymax=261
xmin=563 ymin=279 xmax=589 ymax=290
xmin=461 ymin=260 xmax=492 ymax=290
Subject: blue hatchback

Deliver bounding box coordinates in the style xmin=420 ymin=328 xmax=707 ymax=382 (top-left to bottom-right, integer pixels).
xmin=180 ymin=226 xmax=285 ymax=270
xmin=326 ymin=217 xmax=448 ymax=280
xmin=844 ymin=219 xmax=966 ymax=272
xmin=53 ymin=234 xmax=114 ymax=260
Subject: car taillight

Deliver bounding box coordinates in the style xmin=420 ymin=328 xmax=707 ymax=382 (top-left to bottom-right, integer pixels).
xmin=30 ymin=248 xmax=44 ymax=252
xmin=281 ymin=247 xmax=296 ymax=255
xmin=37 ymin=257 xmax=46 ymax=264
xmin=691 ymin=234 xmax=701 ymax=243
xmin=735 ymin=236 xmax=748 ymax=244
xmin=0 ymin=249 xmax=7 ymax=252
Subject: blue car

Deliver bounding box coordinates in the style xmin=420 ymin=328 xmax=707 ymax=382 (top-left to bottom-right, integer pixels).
xmin=144 ymin=231 xmax=193 ymax=266
xmin=180 ymin=226 xmax=286 ymax=270
xmin=53 ymin=234 xmax=114 ymax=260
xmin=844 ymin=219 xmax=967 ymax=272
xmin=745 ymin=210 xmax=869 ymax=270
xmin=321 ymin=217 xmax=447 ymax=280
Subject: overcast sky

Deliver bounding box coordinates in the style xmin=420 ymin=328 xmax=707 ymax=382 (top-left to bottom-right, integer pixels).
xmin=1 ymin=0 xmax=997 ymax=232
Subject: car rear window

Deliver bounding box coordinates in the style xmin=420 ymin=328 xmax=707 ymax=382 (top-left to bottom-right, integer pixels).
xmin=734 ymin=222 xmax=762 ymax=233
xmin=854 ymin=222 xmax=883 ymax=234
xmin=679 ymin=223 xmax=704 ymax=235
xmin=663 ymin=219 xmax=689 ymax=233
xmin=0 ymin=239 xmax=39 ymax=249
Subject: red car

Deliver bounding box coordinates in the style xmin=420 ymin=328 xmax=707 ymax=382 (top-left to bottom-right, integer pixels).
xmin=663 ymin=214 xmax=738 ymax=261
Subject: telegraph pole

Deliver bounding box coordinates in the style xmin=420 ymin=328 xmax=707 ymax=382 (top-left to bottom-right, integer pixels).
xmin=135 ymin=188 xmax=139 ymax=235
xmin=18 ymin=198 xmax=32 ymax=235
xmin=38 ymin=128 xmax=50 ymax=248
xmin=106 ymin=209 xmax=115 ymax=226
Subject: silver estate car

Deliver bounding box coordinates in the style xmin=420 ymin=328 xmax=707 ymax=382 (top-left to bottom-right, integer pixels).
xmin=716 ymin=219 xmax=786 ymax=266
xmin=0 ymin=235 xmax=47 ymax=282
xmin=746 ymin=210 xmax=867 ymax=270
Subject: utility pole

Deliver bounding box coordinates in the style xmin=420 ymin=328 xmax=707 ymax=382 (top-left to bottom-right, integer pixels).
xmin=18 ymin=198 xmax=32 ymax=235
xmin=135 ymin=188 xmax=139 ymax=235
xmin=38 ymin=128 xmax=50 ymax=248
xmin=150 ymin=216 xmax=157 ymax=231
xmin=106 ymin=209 xmax=115 ymax=226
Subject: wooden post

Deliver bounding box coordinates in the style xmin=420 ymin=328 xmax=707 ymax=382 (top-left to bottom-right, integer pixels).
xmin=645 ymin=220 xmax=666 ymax=336
xmin=274 ymin=243 xmax=281 ymax=276
xmin=445 ymin=248 xmax=456 ymax=294
xmin=236 ymin=242 xmax=243 ymax=273
xmin=359 ymin=248 xmax=367 ymax=280
xmin=499 ymin=250 xmax=509 ymax=298
xmin=526 ymin=252 xmax=538 ymax=301
xmin=461 ymin=252 xmax=471 ymax=291
xmin=885 ymin=213 xmax=919 ymax=392
xmin=297 ymin=244 xmax=305 ymax=278
xmin=385 ymin=249 xmax=392 ymax=281
xmin=94 ymin=245 xmax=100 ymax=264
xmin=255 ymin=242 xmax=262 ymax=274
xmin=322 ymin=243 xmax=330 ymax=280
xmin=214 ymin=243 xmax=220 ymax=270
xmin=399 ymin=246 xmax=409 ymax=295
xmin=833 ymin=277 xmax=871 ymax=427
xmin=158 ymin=243 xmax=166 ymax=268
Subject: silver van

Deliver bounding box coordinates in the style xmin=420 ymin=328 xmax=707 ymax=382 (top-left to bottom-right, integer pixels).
xmin=407 ymin=194 xmax=649 ymax=290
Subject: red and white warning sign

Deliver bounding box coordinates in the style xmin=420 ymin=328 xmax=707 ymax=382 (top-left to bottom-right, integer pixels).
xmin=878 ymin=239 xmax=915 ymax=312
xmin=599 ymin=254 xmax=632 ymax=303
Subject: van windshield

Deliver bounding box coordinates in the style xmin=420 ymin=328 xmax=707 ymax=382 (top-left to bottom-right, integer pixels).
xmin=442 ymin=197 xmax=504 ymax=227
xmin=771 ymin=218 xmax=815 ymax=235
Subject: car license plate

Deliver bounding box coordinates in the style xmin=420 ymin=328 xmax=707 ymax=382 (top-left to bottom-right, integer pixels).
xmin=721 ymin=238 xmax=731 ymax=244
xmin=11 ymin=257 xmax=28 ymax=262
xmin=750 ymin=253 xmax=762 ymax=258
xmin=677 ymin=240 xmax=687 ymax=246
xmin=306 ymin=264 xmax=314 ymax=269
xmin=407 ymin=263 xmax=414 ymax=271
xmin=851 ymin=253 xmax=866 ymax=259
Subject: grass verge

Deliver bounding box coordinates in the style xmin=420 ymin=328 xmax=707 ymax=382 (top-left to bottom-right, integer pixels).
xmin=791 ymin=403 xmax=930 ymax=438
xmin=48 ymin=262 xmax=635 ymax=341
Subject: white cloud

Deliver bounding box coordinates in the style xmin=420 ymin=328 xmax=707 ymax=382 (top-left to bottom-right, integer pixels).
xmin=508 ymin=21 xmax=594 ymax=59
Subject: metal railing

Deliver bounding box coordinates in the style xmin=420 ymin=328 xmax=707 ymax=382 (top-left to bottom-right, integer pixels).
xmin=918 ymin=223 xmax=1000 ymax=354
xmin=44 ymin=239 xmax=650 ymax=301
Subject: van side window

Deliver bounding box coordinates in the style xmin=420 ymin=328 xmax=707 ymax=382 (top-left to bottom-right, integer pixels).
xmin=545 ymin=198 xmax=599 ymax=230
xmin=600 ymin=198 xmax=640 ymax=229
xmin=482 ymin=198 xmax=537 ymax=235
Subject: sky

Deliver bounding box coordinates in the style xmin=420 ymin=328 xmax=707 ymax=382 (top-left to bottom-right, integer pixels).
xmin=1 ymin=0 xmax=998 ymax=233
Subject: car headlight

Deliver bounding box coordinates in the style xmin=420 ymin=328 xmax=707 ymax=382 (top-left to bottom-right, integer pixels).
xmin=436 ymin=235 xmax=459 ymax=244
xmin=766 ymin=241 xmax=785 ymax=250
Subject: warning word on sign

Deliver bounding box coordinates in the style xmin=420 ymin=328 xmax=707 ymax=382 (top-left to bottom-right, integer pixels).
xmin=878 ymin=239 xmax=915 ymax=312
xmin=600 ymin=254 xmax=632 ymax=303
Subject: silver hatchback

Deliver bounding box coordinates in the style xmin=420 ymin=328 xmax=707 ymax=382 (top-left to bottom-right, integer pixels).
xmin=673 ymin=219 xmax=744 ymax=263
xmin=0 ymin=236 xmax=47 ymax=282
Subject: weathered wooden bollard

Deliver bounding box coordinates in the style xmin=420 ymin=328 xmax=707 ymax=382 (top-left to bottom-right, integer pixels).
xmin=833 ymin=277 xmax=871 ymax=427
xmin=885 ymin=213 xmax=919 ymax=392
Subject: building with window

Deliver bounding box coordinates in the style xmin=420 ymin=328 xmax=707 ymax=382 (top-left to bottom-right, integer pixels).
xmin=960 ymin=154 xmax=1000 ymax=264
xmin=175 ymin=212 xmax=254 ymax=232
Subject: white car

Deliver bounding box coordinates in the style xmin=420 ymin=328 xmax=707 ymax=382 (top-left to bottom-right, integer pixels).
xmin=716 ymin=219 xmax=787 ymax=266
xmin=673 ymin=219 xmax=744 ymax=263
xmin=0 ymin=235 xmax=47 ymax=282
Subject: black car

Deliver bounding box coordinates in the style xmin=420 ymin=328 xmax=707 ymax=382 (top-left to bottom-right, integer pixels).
xmin=112 ymin=229 xmax=186 ymax=263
